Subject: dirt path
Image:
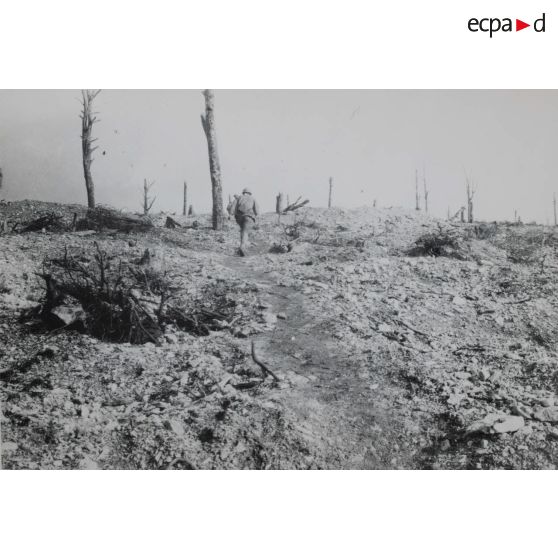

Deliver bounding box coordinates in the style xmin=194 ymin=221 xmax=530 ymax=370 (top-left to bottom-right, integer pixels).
xmin=222 ymin=249 xmax=423 ymax=469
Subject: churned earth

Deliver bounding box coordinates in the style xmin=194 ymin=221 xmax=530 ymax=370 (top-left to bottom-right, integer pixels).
xmin=1 ymin=200 xmax=558 ymax=469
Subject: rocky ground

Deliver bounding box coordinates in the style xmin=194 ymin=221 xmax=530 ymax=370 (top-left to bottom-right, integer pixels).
xmin=1 ymin=200 xmax=558 ymax=469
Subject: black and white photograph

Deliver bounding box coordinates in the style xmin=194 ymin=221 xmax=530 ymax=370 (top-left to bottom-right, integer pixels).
xmin=1 ymin=89 xmax=557 ymax=471
xmin=3 ymin=2 xmax=558 ymax=555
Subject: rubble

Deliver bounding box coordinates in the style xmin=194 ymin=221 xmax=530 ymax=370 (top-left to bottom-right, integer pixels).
xmin=1 ymin=201 xmax=558 ymax=469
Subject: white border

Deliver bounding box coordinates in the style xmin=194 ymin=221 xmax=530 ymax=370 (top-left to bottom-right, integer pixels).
xmin=1 ymin=1 xmax=557 ymax=556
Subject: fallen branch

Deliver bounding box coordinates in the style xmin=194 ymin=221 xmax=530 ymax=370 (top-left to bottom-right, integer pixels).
xmin=251 ymin=340 xmax=280 ymax=382
xmin=504 ymin=297 xmax=532 ymax=305
xmin=477 ymin=309 xmax=496 ymax=315
xmin=396 ymin=319 xmax=431 ymax=338
xmin=282 ymin=197 xmax=310 ymax=214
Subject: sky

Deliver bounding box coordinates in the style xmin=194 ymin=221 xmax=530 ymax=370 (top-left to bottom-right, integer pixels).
xmin=0 ymin=89 xmax=557 ymax=223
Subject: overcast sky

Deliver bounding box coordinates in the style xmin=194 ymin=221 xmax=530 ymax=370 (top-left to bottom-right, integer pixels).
xmin=0 ymin=90 xmax=556 ymax=223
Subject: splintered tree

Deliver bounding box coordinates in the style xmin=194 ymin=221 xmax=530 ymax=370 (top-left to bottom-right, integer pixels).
xmin=80 ymin=90 xmax=101 ymax=209
xmin=423 ymin=168 xmax=429 ymax=214
xmin=142 ymin=179 xmax=156 ymax=215
xmin=465 ymin=173 xmax=476 ymax=223
xmin=328 ymin=177 xmax=333 ymax=209
xmin=183 ymin=181 xmax=188 ymax=216
xmin=201 ymin=89 xmax=224 ymax=231
xmin=276 ymin=192 xmax=285 ymax=214
xmin=276 ymin=192 xmax=285 ymax=223
xmin=415 ymin=169 xmax=420 ymax=211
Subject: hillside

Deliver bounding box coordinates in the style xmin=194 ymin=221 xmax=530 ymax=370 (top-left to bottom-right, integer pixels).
xmin=1 ymin=200 xmax=558 ymax=469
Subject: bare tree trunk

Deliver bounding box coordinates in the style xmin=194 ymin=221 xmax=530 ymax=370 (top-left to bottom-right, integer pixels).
xmin=460 ymin=207 xmax=465 ymax=223
xmin=554 ymin=193 xmax=557 ymax=226
xmin=465 ymin=174 xmax=475 ymax=223
xmin=142 ymin=179 xmax=156 ymax=215
xmin=415 ymin=169 xmax=420 ymax=211
xmin=423 ymin=169 xmax=429 ymax=214
xmin=201 ymin=90 xmax=224 ymax=231
xmin=276 ymin=192 xmax=284 ymax=224
xmin=188 ymin=205 xmax=195 ymax=216
xmin=0 ymin=167 xmax=3 ymax=192
xmin=80 ymin=90 xmax=101 ymax=209
xmin=328 ymin=177 xmax=333 ymax=209
xmin=183 ymin=181 xmax=188 ymax=216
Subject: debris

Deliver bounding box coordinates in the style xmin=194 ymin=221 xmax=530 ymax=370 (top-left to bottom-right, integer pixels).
xmin=466 ymin=413 xmax=524 ymax=435
xmin=533 ymin=407 xmax=558 ymax=423
xmin=51 ymin=302 xmax=86 ymax=327
xmin=492 ymin=415 xmax=524 ymax=434
xmin=251 ymin=340 xmax=280 ymax=382
xmin=165 ymin=216 xmax=181 ymax=229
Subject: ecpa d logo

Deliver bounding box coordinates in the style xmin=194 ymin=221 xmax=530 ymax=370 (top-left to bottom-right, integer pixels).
xmin=468 ymin=13 xmax=546 ymax=37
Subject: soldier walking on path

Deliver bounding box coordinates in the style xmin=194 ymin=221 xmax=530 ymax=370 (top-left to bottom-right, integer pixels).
xmin=234 ymin=188 xmax=259 ymax=256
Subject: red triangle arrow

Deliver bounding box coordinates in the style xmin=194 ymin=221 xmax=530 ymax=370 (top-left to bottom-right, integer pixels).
xmin=516 ymin=19 xmax=530 ymax=31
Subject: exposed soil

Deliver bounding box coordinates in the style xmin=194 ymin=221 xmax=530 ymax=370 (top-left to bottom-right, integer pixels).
xmin=1 ymin=200 xmax=558 ymax=469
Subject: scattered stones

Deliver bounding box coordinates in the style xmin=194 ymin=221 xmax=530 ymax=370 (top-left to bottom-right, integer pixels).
xmin=492 ymin=415 xmax=524 ymax=434
xmin=466 ymin=414 xmax=524 ymax=435
xmin=164 ymin=333 xmax=179 ymax=344
xmin=533 ymin=407 xmax=558 ymax=424
xmin=2 ymin=441 xmax=18 ymax=453
xmin=166 ymin=419 xmax=185 ymax=437
xmin=511 ymin=403 xmax=532 ymax=420
xmin=79 ymin=456 xmax=99 ymax=470
xmin=51 ymin=302 xmax=86 ymax=326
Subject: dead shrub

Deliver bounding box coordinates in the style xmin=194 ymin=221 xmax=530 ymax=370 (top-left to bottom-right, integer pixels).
xmin=472 ymin=222 xmax=498 ymax=240
xmin=502 ymin=230 xmax=545 ymax=264
xmin=76 ymin=206 xmax=153 ymax=233
xmin=15 ymin=212 xmax=68 ymax=233
xmin=29 ymin=243 xmax=235 ymax=343
xmin=407 ymin=227 xmax=464 ymax=259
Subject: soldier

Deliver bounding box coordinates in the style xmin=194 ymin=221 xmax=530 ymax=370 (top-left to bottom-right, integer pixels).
xmin=234 ymin=188 xmax=259 ymax=256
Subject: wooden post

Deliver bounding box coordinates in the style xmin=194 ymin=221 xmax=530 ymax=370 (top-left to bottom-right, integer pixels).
xmin=465 ymin=175 xmax=475 ymax=223
xmin=183 ymin=181 xmax=188 ymax=216
xmin=415 ymin=169 xmax=420 ymax=211
xmin=276 ymin=193 xmax=284 ymax=214
xmin=276 ymin=192 xmax=284 ymax=223
xmin=142 ymin=179 xmax=156 ymax=215
xmin=80 ymin=90 xmax=101 ymax=209
xmin=328 ymin=177 xmax=333 ymax=209
xmin=201 ymin=90 xmax=224 ymax=231
xmin=423 ymin=168 xmax=429 ymax=214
